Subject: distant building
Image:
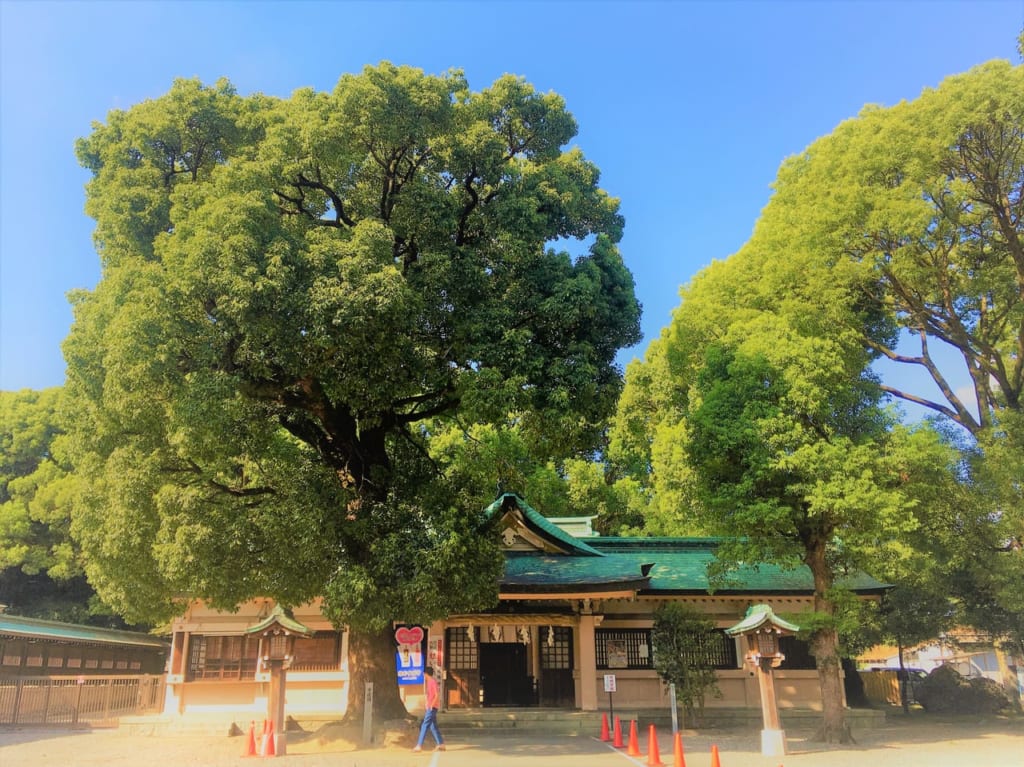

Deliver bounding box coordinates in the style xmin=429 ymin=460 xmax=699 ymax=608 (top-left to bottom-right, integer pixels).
xmin=0 ymin=613 xmax=167 ymax=677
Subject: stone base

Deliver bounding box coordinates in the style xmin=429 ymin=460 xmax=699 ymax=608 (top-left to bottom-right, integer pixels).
xmin=761 ymin=728 xmax=787 ymax=756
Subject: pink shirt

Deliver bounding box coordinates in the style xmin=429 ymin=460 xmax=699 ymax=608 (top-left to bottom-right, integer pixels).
xmin=424 ymin=674 xmax=439 ymax=709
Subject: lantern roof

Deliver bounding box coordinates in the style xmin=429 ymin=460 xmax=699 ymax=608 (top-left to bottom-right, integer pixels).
xmin=725 ymin=604 xmax=800 ymax=637
xmin=244 ymin=604 xmax=312 ymax=637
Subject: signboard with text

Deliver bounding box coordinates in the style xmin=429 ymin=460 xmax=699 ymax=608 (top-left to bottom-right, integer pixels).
xmin=394 ymin=625 xmax=425 ymax=686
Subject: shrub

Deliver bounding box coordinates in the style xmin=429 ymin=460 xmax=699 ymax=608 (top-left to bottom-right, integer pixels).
xmin=916 ymin=664 xmax=1010 ymax=714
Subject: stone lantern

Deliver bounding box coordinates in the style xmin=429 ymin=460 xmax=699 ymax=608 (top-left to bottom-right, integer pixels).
xmin=726 ymin=604 xmax=799 ymax=757
xmin=245 ymin=604 xmax=311 ymax=756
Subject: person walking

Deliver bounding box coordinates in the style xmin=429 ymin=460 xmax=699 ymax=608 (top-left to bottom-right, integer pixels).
xmin=413 ymin=665 xmax=445 ymax=752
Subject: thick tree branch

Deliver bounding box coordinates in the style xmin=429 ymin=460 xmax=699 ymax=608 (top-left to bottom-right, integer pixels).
xmin=879 ymin=383 xmax=980 ymax=432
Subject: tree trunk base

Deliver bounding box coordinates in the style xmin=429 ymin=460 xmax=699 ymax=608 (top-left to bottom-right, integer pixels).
xmin=345 ymin=626 xmax=413 ymax=722
xmin=813 ymin=722 xmax=855 ymax=744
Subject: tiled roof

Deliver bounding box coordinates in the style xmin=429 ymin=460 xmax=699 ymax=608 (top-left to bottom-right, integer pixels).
xmin=0 ymin=613 xmax=168 ymax=648
xmin=502 ymin=552 xmax=650 ymax=593
xmin=488 ymin=494 xmax=888 ymax=596
xmin=485 ymin=493 xmax=604 ymax=556
xmin=589 ymin=538 xmax=887 ymax=594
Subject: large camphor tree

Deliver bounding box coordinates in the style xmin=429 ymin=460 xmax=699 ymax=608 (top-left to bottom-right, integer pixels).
xmin=754 ymin=58 xmax=1024 ymax=694
xmin=63 ymin=65 xmax=640 ymax=718
xmin=610 ymin=58 xmax=1022 ymax=740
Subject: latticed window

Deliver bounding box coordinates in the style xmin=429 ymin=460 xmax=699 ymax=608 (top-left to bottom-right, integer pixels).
xmin=187 ymin=635 xmax=259 ymax=680
xmin=654 ymin=629 xmax=738 ymax=670
xmin=290 ymin=632 xmax=341 ymax=671
xmin=540 ymin=626 xmax=573 ymax=670
xmin=445 ymin=627 xmax=478 ymax=670
xmin=778 ymin=636 xmax=816 ymax=669
xmin=596 ymin=629 xmax=653 ymax=669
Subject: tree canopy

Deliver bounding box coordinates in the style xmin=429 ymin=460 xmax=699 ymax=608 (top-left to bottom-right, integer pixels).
xmin=64 ymin=64 xmax=640 ymax=716
xmin=0 ymin=389 xmax=76 ymax=580
xmin=760 ymin=60 xmax=1023 ymax=435
xmin=609 ymin=58 xmax=1022 ymax=741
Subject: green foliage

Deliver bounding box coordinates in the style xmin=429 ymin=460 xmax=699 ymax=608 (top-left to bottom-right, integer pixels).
xmin=651 ymin=603 xmax=720 ymax=724
xmin=917 ymin=665 xmax=1011 ymax=714
xmin=0 ymin=389 xmax=78 ymax=578
xmin=0 ymin=388 xmax=127 ymax=624
xmin=64 ymin=64 xmax=640 ymax=638
xmin=760 ymin=60 xmax=1023 ymax=435
xmin=605 ymin=65 xmax=1024 ymax=741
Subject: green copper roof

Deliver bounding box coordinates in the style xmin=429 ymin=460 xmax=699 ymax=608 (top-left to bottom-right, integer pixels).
xmin=244 ymin=604 xmax=312 ymax=636
xmin=725 ymin=604 xmax=801 ymax=636
xmin=586 ymin=538 xmax=887 ymax=594
xmin=487 ymin=505 xmax=887 ymax=595
xmin=502 ymin=552 xmax=650 ymax=593
xmin=0 ymin=614 xmax=168 ymax=648
xmin=486 ymin=493 xmax=603 ymax=556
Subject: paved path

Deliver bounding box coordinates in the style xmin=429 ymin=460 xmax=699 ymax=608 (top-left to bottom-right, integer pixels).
xmin=1 ymin=716 xmax=1022 ymax=767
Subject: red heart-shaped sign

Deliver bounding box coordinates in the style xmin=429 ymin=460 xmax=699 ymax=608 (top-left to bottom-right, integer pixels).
xmin=395 ymin=626 xmax=424 ymax=645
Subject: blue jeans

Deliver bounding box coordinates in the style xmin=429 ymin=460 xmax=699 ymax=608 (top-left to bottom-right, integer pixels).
xmin=416 ymin=707 xmax=443 ymax=748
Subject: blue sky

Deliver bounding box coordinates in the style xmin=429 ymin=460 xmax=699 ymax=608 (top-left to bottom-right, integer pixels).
xmin=1 ymin=1 xmax=1021 ymax=410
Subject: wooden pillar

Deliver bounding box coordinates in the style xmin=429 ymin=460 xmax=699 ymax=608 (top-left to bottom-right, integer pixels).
xmin=756 ymin=660 xmax=781 ymax=730
xmin=267 ymin=659 xmax=287 ymax=754
xmin=578 ymin=614 xmax=598 ymax=711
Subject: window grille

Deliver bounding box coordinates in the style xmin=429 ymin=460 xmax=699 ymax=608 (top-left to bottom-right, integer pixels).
xmin=778 ymin=636 xmax=816 ymax=669
xmin=187 ymin=635 xmax=259 ymax=680
xmin=596 ymin=629 xmax=653 ymax=669
xmin=445 ymin=627 xmax=478 ymax=670
xmin=655 ymin=629 xmax=738 ymax=669
xmin=290 ymin=632 xmax=341 ymax=671
xmin=540 ymin=626 xmax=573 ymax=670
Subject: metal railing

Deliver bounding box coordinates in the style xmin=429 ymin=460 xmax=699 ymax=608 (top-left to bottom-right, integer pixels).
xmin=0 ymin=674 xmax=165 ymax=726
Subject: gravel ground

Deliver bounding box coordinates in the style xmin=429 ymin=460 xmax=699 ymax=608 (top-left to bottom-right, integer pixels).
xmin=1 ymin=714 xmax=1022 ymax=767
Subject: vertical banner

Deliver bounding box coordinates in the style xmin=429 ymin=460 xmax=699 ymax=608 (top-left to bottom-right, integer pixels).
xmin=428 ymin=636 xmax=444 ymax=671
xmin=394 ymin=625 xmax=425 ymax=686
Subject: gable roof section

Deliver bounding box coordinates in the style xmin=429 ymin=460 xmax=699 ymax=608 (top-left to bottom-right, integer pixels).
xmin=485 ymin=493 xmax=603 ymax=556
xmin=487 ymin=494 xmax=888 ymax=598
xmin=486 ymin=493 xmax=652 ymax=595
xmin=0 ymin=614 xmax=168 ymax=649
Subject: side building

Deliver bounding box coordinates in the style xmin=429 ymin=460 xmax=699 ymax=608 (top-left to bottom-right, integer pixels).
xmin=0 ymin=613 xmax=167 ymax=677
xmin=162 ymin=493 xmax=887 ymax=721
xmin=0 ymin=613 xmax=169 ymax=725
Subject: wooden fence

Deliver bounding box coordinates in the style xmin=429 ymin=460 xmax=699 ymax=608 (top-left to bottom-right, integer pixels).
xmin=858 ymin=669 xmax=901 ymax=705
xmin=0 ymin=674 xmax=165 ymax=726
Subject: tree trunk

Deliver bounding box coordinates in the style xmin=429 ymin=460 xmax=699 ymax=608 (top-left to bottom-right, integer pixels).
xmin=994 ymin=643 xmax=1022 ymax=713
xmin=345 ymin=624 xmax=412 ymax=722
xmin=805 ymin=537 xmax=853 ymax=744
xmin=898 ymin=639 xmax=910 ymax=714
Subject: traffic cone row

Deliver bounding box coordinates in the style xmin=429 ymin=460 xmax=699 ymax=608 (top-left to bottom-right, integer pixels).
xmin=604 ymin=719 xmax=719 ymax=767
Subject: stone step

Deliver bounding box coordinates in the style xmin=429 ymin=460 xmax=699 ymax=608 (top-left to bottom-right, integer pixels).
xmin=119 ymin=706 xmax=886 ymax=738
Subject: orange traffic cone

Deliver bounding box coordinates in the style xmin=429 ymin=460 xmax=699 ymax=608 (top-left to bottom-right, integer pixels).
xmin=710 ymin=744 xmax=722 ymax=767
xmin=627 ymin=720 xmax=641 ymax=756
xmin=242 ymin=720 xmax=257 ymax=757
xmin=263 ymin=719 xmax=276 ymax=757
xmin=613 ymin=716 xmax=624 ymax=748
xmin=672 ymin=731 xmax=686 ymax=767
xmin=259 ymin=720 xmax=269 ymax=756
xmin=647 ymin=724 xmax=664 ymax=766
xmin=600 ymin=712 xmax=610 ymax=741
